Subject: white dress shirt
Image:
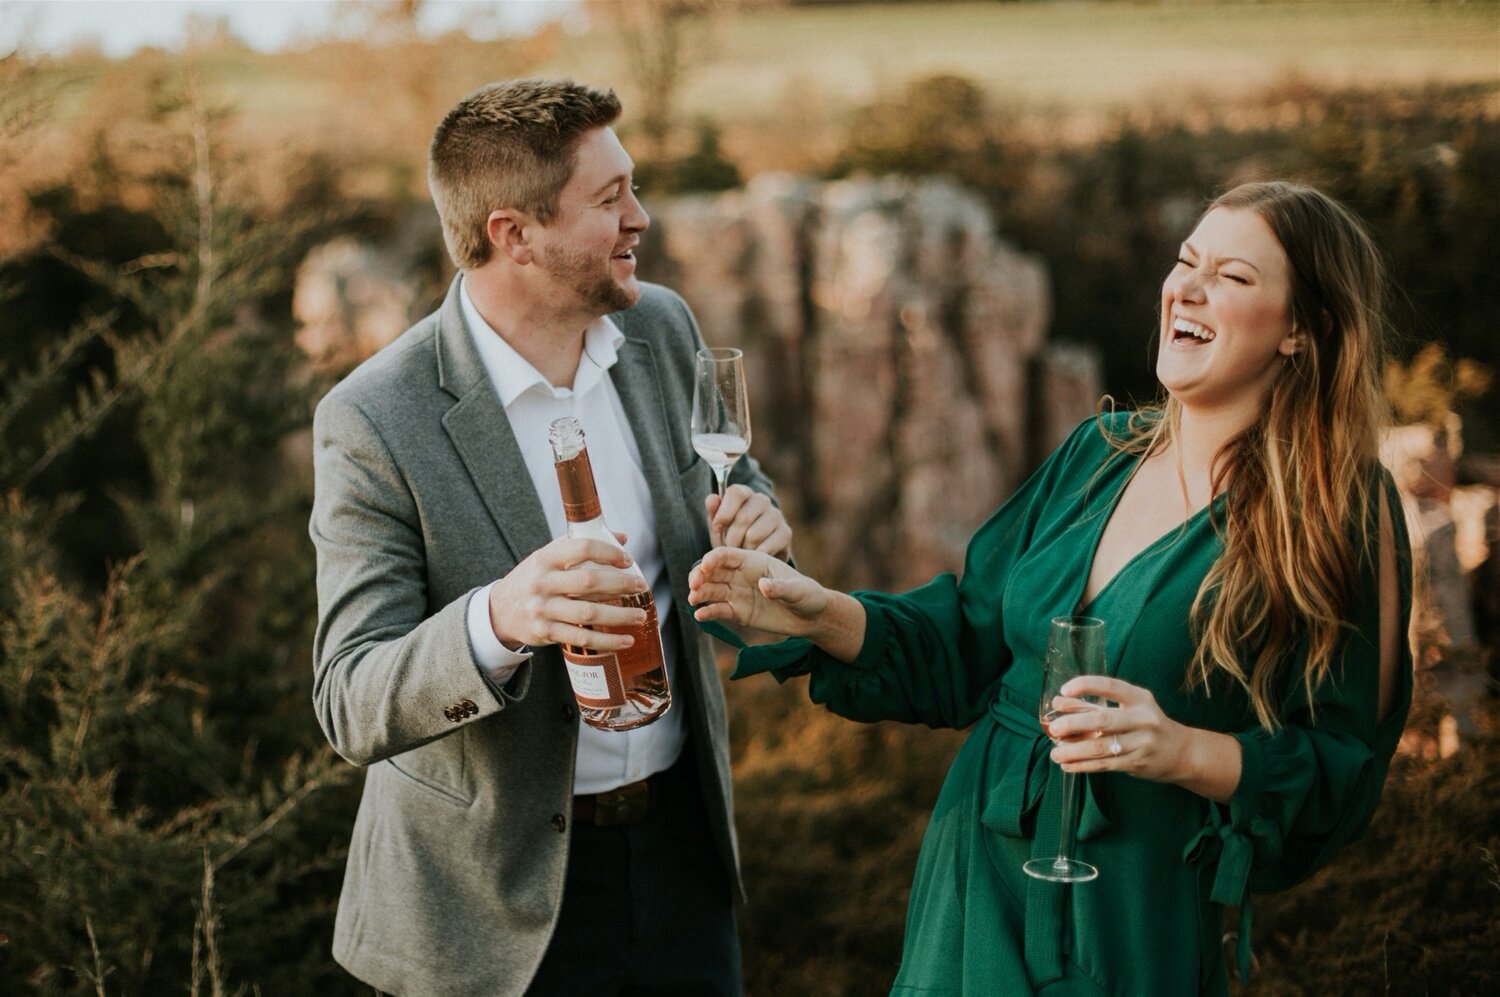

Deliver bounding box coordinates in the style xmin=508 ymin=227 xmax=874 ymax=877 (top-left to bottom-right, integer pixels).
xmin=459 ymin=278 xmax=687 ymax=795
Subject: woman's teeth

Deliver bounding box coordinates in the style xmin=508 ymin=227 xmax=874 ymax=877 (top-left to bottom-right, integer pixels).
xmin=1172 ymin=317 xmax=1215 ymax=342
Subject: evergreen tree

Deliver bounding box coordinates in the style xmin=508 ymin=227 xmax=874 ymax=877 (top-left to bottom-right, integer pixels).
xmin=0 ymin=69 xmax=363 ymax=995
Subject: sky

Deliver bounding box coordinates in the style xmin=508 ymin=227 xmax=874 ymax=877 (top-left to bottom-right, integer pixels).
xmin=2 ymin=0 xmax=577 ymax=57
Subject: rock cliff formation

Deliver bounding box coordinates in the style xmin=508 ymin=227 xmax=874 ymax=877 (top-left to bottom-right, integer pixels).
xmin=650 ymin=174 xmax=1098 ymax=590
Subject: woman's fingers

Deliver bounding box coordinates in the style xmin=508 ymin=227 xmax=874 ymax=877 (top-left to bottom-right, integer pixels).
xmin=698 ymin=545 xmax=751 ymax=575
xmin=759 ymin=574 xmax=818 ymax=606
xmin=686 ymin=545 xmax=826 ymax=633
xmin=688 ymin=580 xmax=736 ymax=605
xmin=1047 ymin=703 xmax=1117 ymax=741
xmin=1053 ymin=731 xmax=1132 ymax=772
xmin=1050 ymin=677 xmax=1162 ymax=739
xmin=1059 ymin=675 xmax=1142 ymax=703
xmin=691 ymin=600 xmax=737 ymax=623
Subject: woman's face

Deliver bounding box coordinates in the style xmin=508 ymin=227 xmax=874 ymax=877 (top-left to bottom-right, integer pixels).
xmin=1157 ymin=206 xmax=1302 ymax=419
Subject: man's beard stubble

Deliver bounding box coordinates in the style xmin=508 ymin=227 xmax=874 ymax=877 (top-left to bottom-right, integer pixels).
xmin=537 ymin=241 xmax=638 ymax=315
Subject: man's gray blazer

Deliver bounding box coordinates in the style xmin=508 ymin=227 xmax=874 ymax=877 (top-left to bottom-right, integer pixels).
xmin=310 ymin=278 xmax=776 ymax=996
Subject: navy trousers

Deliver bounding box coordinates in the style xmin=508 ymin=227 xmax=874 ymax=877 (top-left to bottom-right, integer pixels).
xmin=525 ymin=752 xmax=743 ymax=996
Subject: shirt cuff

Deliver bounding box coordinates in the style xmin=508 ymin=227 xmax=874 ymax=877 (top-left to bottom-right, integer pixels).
xmin=467 ymin=582 xmax=531 ymax=684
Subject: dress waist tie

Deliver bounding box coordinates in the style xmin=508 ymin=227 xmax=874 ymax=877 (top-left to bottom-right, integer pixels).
xmin=986 ymin=684 xmax=1113 ymax=988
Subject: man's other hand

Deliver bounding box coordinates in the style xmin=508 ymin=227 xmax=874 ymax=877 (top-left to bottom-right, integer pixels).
xmin=705 ymin=485 xmax=792 ymax=561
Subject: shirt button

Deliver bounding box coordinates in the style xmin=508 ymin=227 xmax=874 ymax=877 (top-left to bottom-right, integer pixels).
xmin=550 ymin=813 xmax=567 ymax=833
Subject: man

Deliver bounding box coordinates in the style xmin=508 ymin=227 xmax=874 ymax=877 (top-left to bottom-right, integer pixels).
xmin=310 ymin=79 xmax=789 ymax=996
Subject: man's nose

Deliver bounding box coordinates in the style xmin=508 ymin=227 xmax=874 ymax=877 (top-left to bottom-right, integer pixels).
xmin=623 ymin=189 xmax=650 ymax=233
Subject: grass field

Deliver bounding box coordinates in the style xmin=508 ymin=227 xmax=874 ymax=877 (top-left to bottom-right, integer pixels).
xmin=34 ymin=2 xmax=1500 ymax=136
xmin=534 ymin=1 xmax=1500 ymax=123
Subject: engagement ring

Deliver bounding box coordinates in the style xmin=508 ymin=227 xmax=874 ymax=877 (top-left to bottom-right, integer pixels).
xmin=1109 ymin=734 xmax=1122 ymax=756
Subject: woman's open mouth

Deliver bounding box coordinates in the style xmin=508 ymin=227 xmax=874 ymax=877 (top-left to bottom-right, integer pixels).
xmin=1171 ymin=317 xmax=1216 ymax=345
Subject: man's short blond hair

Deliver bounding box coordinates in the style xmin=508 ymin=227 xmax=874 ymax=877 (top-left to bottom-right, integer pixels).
xmin=428 ymin=79 xmax=622 ymax=270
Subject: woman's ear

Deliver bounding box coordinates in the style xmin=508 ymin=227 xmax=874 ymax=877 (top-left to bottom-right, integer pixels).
xmin=1278 ymin=327 xmax=1307 ymax=357
xmin=1281 ymin=307 xmax=1331 ymax=356
xmin=487 ymin=209 xmax=533 ymax=265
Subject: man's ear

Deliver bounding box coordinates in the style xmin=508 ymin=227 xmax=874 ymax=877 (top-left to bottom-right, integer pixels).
xmin=487 ymin=209 xmax=533 ymax=265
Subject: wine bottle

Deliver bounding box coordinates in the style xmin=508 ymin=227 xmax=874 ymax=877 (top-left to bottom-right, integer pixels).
xmin=548 ymin=416 xmax=671 ymax=731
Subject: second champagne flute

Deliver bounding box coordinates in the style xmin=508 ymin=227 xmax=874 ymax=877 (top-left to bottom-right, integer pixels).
xmin=1024 ymin=615 xmax=1106 ymax=883
xmin=691 ymin=347 xmax=751 ymax=499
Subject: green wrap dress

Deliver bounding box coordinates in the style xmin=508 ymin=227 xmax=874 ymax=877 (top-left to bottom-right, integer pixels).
xmin=724 ymin=414 xmax=1413 ymax=996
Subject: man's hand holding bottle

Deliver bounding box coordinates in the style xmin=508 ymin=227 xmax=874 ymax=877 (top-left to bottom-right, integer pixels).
xmin=488 ymin=536 xmax=648 ymax=653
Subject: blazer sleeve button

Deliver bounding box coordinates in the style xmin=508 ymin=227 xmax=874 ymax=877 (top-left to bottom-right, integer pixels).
xmin=550 ymin=813 xmax=567 ymax=833
xmin=443 ymin=706 xmax=457 ymax=722
xmin=462 ymin=699 xmax=478 ymax=717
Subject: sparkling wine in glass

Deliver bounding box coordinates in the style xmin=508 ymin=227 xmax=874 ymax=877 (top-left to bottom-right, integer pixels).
xmin=1024 ymin=615 xmax=1105 ymax=883
xmin=691 ymin=347 xmax=751 ymax=499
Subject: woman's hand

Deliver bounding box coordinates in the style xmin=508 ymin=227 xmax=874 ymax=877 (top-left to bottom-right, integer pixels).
xmin=1047 ymin=675 xmax=1242 ymax=804
xmin=687 ymin=547 xmax=828 ymax=636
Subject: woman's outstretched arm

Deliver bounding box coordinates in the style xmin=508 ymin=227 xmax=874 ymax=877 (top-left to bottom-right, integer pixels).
xmin=688 ymin=547 xmax=867 ymax=662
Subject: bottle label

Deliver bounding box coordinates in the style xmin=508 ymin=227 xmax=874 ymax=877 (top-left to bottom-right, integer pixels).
xmin=562 ymin=648 xmax=626 ymax=708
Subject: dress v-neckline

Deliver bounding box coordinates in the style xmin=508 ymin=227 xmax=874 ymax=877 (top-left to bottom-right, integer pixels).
xmin=1074 ymin=456 xmax=1222 ymax=616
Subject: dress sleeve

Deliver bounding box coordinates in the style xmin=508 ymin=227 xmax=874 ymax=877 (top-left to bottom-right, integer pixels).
xmin=1185 ymin=474 xmax=1415 ymax=929
xmin=728 ymin=417 xmax=1104 ymax=730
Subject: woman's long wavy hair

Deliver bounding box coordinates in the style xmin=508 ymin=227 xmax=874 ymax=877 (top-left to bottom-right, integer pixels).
xmin=1109 ymin=181 xmax=1390 ymax=730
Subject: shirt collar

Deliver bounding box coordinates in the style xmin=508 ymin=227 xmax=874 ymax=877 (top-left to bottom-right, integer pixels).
xmin=459 ymin=276 xmax=625 ymax=408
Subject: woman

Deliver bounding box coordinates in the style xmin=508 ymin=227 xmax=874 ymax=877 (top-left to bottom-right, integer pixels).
xmin=687 ymin=181 xmax=1412 ymax=995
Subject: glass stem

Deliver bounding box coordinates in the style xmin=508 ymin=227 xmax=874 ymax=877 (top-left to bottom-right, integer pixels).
xmin=1055 ymin=770 xmax=1080 ymax=867
xmin=714 ymin=467 xmax=728 ymax=499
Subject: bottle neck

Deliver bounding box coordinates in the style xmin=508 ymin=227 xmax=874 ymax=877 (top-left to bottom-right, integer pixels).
xmin=554 ymin=449 xmax=603 ymax=522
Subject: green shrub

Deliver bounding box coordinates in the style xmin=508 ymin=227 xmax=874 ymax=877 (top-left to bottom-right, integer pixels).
xmin=0 ymin=77 xmax=365 ymax=996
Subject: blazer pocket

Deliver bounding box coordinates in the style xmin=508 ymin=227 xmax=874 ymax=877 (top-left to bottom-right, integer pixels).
xmin=386 ymin=735 xmax=474 ymax=808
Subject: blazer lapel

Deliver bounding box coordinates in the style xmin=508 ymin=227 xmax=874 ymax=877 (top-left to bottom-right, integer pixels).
xmin=608 ymin=316 xmax=698 ymax=605
xmin=435 ymin=279 xmax=553 ymax=564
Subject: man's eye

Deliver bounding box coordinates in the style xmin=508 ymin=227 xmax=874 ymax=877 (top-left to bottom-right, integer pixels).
xmin=1221 ymin=273 xmax=1249 ymax=285
xmin=1175 ymin=257 xmax=1194 ymax=268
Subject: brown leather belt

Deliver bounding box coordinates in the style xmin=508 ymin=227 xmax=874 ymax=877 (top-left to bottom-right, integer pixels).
xmin=572 ymin=769 xmax=674 ymax=827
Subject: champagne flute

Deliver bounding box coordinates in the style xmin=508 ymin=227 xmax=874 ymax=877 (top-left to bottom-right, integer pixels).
xmin=691 ymin=347 xmax=752 ymax=499
xmin=1024 ymin=615 xmax=1105 ymax=883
